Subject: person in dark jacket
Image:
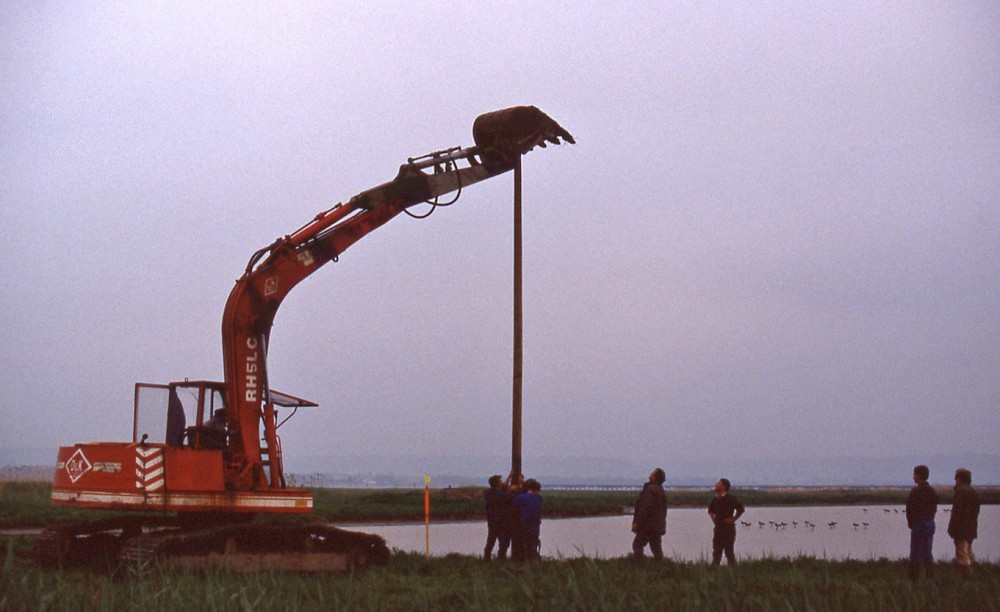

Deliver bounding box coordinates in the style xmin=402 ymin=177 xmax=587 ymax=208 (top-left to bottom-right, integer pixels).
xmin=905 ymin=464 xmax=938 ymax=581
xmin=631 ymin=468 xmax=667 ymax=561
xmin=505 ymin=472 xmax=526 ymax=561
xmin=708 ymin=478 xmax=745 ymax=566
xmin=947 ymin=467 xmax=980 ymax=579
xmin=483 ymin=474 xmax=509 ymax=560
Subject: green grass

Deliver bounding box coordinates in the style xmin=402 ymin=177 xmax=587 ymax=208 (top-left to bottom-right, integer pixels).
xmin=4 ymin=481 xmax=998 ymax=528
xmin=6 ymin=480 xmax=998 ymax=609
xmin=2 ymin=535 xmax=998 ymax=611
xmin=310 ymin=487 xmax=647 ymax=522
xmin=298 ymin=485 xmax=1000 ymax=523
xmin=0 ymin=481 xmax=143 ymax=528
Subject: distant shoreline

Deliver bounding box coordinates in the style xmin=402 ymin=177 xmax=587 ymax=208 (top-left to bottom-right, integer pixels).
xmin=6 ymin=452 xmax=1000 ymax=489
xmin=8 ymin=467 xmax=1000 ymax=490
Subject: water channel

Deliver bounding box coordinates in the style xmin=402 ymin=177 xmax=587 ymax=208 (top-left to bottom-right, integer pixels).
xmin=353 ymin=504 xmax=998 ymax=562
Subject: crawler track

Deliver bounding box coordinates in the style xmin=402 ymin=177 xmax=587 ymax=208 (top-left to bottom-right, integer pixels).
xmin=37 ymin=517 xmax=389 ymax=573
xmin=119 ymin=520 xmax=389 ymax=572
xmin=35 ymin=515 xmax=169 ymax=571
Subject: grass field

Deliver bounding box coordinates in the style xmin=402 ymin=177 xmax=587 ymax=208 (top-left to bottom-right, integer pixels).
xmin=3 ymin=482 xmax=999 ymax=610
xmin=2 ymin=535 xmax=998 ymax=611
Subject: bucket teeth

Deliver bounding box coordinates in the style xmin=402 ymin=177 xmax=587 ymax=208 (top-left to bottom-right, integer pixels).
xmin=473 ymin=106 xmax=574 ymax=168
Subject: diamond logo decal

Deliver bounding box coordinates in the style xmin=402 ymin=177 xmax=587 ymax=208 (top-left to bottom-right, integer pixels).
xmin=65 ymin=448 xmax=92 ymax=483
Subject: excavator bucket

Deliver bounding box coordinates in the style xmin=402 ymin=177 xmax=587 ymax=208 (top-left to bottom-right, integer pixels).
xmin=473 ymin=106 xmax=574 ymax=169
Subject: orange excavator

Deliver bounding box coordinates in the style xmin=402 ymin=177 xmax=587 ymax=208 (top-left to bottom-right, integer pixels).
xmin=39 ymin=106 xmax=573 ymax=572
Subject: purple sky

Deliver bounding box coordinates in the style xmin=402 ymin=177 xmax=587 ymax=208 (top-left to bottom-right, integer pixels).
xmin=2 ymin=2 xmax=998 ymax=471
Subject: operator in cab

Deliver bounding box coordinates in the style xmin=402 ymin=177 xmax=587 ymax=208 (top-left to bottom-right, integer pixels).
xmin=202 ymin=408 xmax=228 ymax=450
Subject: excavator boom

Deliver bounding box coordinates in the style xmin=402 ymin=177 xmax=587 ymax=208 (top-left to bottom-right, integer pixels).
xmin=221 ymin=107 xmax=573 ymax=491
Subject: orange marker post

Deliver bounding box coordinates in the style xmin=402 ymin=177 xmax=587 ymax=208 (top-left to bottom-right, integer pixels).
xmin=424 ymin=475 xmax=431 ymax=559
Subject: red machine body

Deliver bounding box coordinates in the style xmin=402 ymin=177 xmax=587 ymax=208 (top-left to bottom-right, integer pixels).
xmin=52 ymin=381 xmax=315 ymax=515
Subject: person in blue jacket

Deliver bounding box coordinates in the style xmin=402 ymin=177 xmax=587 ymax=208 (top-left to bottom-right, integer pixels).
xmin=514 ymin=478 xmax=543 ymax=562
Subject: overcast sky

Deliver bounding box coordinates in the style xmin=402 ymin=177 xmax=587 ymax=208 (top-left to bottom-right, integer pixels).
xmin=2 ymin=2 xmax=998 ymax=474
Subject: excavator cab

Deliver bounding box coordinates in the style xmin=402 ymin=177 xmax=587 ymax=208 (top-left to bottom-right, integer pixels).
xmin=133 ymin=381 xmax=227 ymax=449
xmin=133 ymin=380 xmax=317 ymax=455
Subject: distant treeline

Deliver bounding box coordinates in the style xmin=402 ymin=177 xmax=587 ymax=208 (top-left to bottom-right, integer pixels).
xmin=0 ymin=466 xmax=51 ymax=482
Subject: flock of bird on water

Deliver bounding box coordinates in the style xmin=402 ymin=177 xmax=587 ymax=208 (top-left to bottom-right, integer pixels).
xmin=739 ymin=507 xmax=954 ymax=531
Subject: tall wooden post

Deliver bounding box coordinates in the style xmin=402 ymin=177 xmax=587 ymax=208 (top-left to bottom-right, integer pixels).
xmin=512 ymin=155 xmax=523 ymax=477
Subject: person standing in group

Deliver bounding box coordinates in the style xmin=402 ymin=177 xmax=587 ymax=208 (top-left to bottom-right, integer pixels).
xmin=631 ymin=468 xmax=667 ymax=561
xmin=514 ymin=478 xmax=543 ymax=562
xmin=708 ymin=478 xmax=744 ymax=566
xmin=905 ymin=464 xmax=938 ymax=581
xmin=947 ymin=467 xmax=980 ymax=580
xmin=482 ymin=474 xmax=509 ymax=560
xmin=505 ymin=472 xmax=525 ymax=561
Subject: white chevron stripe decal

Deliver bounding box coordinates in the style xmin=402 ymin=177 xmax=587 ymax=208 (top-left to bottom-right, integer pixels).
xmin=134 ymin=447 xmax=165 ymax=490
